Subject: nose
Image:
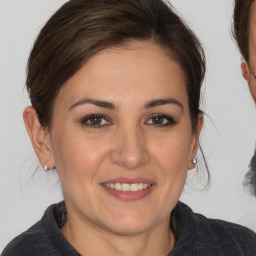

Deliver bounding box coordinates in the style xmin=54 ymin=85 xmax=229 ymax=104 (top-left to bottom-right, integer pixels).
xmin=110 ymin=126 xmax=150 ymax=170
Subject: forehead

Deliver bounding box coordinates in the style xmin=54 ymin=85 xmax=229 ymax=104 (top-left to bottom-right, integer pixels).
xmin=57 ymin=41 xmax=187 ymax=107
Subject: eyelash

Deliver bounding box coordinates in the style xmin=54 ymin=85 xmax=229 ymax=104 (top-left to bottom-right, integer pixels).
xmin=146 ymin=114 xmax=176 ymax=127
xmin=80 ymin=114 xmax=176 ymax=129
xmin=80 ymin=114 xmax=110 ymax=128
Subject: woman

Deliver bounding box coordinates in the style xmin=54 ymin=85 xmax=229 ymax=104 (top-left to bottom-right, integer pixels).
xmin=2 ymin=0 xmax=256 ymax=255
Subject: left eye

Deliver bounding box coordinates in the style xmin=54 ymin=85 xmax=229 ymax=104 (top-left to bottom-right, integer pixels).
xmin=147 ymin=115 xmax=175 ymax=126
xmin=81 ymin=114 xmax=109 ymax=127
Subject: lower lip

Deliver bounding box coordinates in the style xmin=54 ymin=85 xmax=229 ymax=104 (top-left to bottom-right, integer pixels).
xmin=102 ymin=185 xmax=155 ymax=201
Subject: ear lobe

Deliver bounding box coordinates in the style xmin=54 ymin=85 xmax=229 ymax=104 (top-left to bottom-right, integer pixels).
xmin=241 ymin=61 xmax=249 ymax=81
xmin=23 ymin=106 xmax=55 ymax=169
xmin=188 ymin=113 xmax=204 ymax=170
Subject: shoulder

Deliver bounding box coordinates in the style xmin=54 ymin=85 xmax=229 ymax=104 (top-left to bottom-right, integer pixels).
xmin=236 ymin=205 xmax=256 ymax=232
xmin=1 ymin=219 xmax=49 ymax=256
xmin=195 ymin=213 xmax=256 ymax=251
xmin=1 ymin=202 xmax=66 ymax=256
xmin=173 ymin=202 xmax=256 ymax=255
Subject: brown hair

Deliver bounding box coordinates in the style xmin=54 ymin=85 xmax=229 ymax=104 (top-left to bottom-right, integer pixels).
xmin=26 ymin=0 xmax=205 ymax=132
xmin=233 ymin=0 xmax=255 ymax=62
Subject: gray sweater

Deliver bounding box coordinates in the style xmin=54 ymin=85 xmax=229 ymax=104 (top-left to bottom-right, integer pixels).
xmin=2 ymin=201 xmax=256 ymax=255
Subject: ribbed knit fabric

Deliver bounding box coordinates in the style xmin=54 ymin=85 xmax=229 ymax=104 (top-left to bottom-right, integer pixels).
xmin=2 ymin=201 xmax=256 ymax=256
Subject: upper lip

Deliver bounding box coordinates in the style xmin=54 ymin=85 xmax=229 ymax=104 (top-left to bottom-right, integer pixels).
xmin=101 ymin=177 xmax=155 ymax=185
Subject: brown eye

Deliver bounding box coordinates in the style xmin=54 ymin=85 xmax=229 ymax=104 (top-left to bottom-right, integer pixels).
xmin=147 ymin=114 xmax=176 ymax=127
xmin=81 ymin=114 xmax=109 ymax=128
xmin=152 ymin=116 xmax=164 ymax=125
xmin=89 ymin=116 xmax=103 ymax=125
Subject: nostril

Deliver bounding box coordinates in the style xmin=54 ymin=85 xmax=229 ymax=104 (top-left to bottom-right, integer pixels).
xmin=109 ymin=131 xmax=150 ymax=169
xmin=110 ymin=148 xmax=150 ymax=170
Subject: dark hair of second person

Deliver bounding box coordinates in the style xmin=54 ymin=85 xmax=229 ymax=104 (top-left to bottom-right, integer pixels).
xmin=233 ymin=0 xmax=256 ymax=196
xmin=233 ymin=0 xmax=255 ymax=62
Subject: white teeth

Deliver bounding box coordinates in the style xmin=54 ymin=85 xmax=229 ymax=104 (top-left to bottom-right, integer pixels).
xmin=122 ymin=183 xmax=130 ymax=191
xmin=138 ymin=183 xmax=144 ymax=190
xmin=130 ymin=184 xmax=139 ymax=191
xmin=115 ymin=183 xmax=122 ymax=191
xmin=105 ymin=183 xmax=151 ymax=192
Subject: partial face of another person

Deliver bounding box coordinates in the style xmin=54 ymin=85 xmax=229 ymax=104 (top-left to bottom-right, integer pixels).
xmin=28 ymin=41 xmax=201 ymax=236
xmin=242 ymin=2 xmax=256 ymax=102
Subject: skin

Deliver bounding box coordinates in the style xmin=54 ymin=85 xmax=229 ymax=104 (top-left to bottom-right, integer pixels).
xmin=241 ymin=1 xmax=256 ymax=102
xmin=23 ymin=41 xmax=203 ymax=256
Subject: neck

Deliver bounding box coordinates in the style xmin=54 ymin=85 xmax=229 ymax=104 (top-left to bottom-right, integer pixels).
xmin=61 ymin=211 xmax=175 ymax=256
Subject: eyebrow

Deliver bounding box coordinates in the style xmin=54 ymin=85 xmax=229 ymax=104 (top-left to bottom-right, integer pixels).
xmin=68 ymin=97 xmax=183 ymax=111
xmin=69 ymin=99 xmax=116 ymax=111
xmin=144 ymin=98 xmax=184 ymax=111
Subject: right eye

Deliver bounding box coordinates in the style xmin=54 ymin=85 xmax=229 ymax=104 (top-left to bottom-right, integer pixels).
xmin=81 ymin=114 xmax=110 ymax=128
xmin=146 ymin=114 xmax=176 ymax=127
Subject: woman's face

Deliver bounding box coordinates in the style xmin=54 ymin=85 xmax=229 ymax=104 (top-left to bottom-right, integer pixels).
xmin=48 ymin=41 xmax=200 ymax=235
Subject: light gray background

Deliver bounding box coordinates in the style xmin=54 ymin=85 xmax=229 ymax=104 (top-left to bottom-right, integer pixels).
xmin=1 ymin=0 xmax=256 ymax=251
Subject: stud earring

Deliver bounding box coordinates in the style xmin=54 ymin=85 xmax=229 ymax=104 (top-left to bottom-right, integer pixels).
xmin=192 ymin=158 xmax=197 ymax=165
xmin=43 ymin=164 xmax=48 ymax=172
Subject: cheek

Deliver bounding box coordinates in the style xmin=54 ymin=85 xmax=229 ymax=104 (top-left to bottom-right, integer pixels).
xmin=248 ymin=76 xmax=256 ymax=102
xmin=156 ymin=143 xmax=189 ymax=188
xmin=51 ymin=128 xmax=110 ymax=176
xmin=147 ymin=130 xmax=191 ymax=216
xmin=151 ymin=128 xmax=192 ymax=172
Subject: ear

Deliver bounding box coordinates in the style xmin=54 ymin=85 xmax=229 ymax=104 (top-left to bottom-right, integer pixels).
xmin=23 ymin=106 xmax=55 ymax=169
xmin=241 ymin=61 xmax=256 ymax=102
xmin=188 ymin=113 xmax=204 ymax=170
xmin=241 ymin=61 xmax=249 ymax=81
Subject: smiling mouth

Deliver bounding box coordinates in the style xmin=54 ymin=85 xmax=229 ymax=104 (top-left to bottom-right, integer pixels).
xmin=101 ymin=178 xmax=155 ymax=201
xmin=103 ymin=183 xmax=152 ymax=192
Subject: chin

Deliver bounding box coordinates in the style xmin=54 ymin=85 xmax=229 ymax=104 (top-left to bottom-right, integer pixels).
xmin=107 ymin=222 xmax=153 ymax=235
xmin=100 ymin=211 xmax=161 ymax=235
